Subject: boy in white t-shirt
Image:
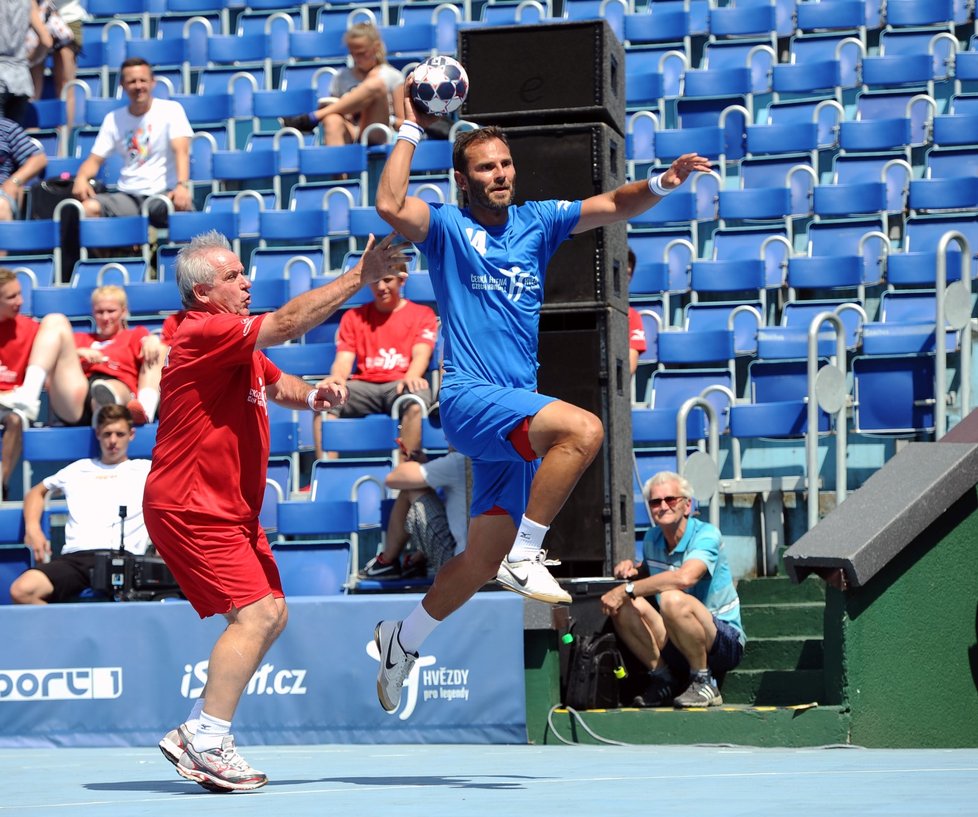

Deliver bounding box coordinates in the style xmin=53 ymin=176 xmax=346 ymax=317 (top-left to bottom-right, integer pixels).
xmin=72 ymin=57 xmax=193 ymax=228
xmin=8 ymin=403 xmax=152 ymax=604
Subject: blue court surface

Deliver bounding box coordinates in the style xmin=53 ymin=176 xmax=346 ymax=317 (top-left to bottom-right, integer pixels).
xmin=2 ymin=744 xmax=976 ymax=816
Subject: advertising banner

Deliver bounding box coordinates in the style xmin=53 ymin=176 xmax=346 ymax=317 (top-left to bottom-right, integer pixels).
xmin=0 ymin=593 xmax=526 ymax=747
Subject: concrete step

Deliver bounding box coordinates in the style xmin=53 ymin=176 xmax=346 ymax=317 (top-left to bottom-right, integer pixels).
xmin=539 ymin=703 xmax=849 ymax=747
xmin=737 ymin=575 xmax=825 ymax=605
xmin=722 ymin=668 xmax=826 ymax=706
xmin=741 ymin=601 xmax=824 ymax=638
xmin=738 ymin=636 xmax=824 ymax=671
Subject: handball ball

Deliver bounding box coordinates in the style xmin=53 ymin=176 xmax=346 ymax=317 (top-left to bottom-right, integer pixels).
xmin=410 ymin=56 xmax=469 ymax=116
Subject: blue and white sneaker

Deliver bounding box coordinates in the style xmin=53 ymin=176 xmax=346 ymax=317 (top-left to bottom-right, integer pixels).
xmin=374 ymin=620 xmax=417 ymax=713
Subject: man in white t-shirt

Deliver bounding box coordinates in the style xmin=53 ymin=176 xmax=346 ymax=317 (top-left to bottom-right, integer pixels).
xmin=72 ymin=57 xmax=193 ymax=228
xmin=361 ymin=450 xmax=469 ymax=580
xmin=9 ymin=403 xmax=152 ymax=604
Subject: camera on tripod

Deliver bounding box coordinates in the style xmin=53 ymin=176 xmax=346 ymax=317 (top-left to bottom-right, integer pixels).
xmin=88 ymin=505 xmax=182 ymax=602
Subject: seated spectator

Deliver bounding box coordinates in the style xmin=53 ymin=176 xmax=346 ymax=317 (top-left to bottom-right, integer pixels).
xmin=361 ymin=449 xmax=469 ymax=580
xmin=281 ymin=22 xmax=406 ymax=146
xmin=0 ymin=268 xmax=89 ymax=493
xmin=601 ymin=471 xmax=746 ymax=708
xmin=0 ymin=0 xmax=52 ymax=126
xmin=627 ymin=246 xmax=647 ymax=377
xmin=313 ymin=269 xmax=437 ymax=460
xmin=74 ymin=284 xmax=164 ymax=425
xmin=8 ymin=403 xmax=152 ymax=604
xmin=0 ymin=115 xmax=47 ymax=226
xmin=29 ymin=0 xmax=88 ymax=126
xmin=72 ymin=57 xmax=193 ymax=228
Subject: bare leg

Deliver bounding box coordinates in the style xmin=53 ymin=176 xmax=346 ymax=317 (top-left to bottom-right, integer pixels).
xmin=9 ymin=568 xmax=55 ymax=605
xmin=658 ymin=589 xmax=717 ymax=671
xmin=419 ymin=512 xmax=515 ymax=621
xmin=398 ymin=402 xmax=422 ymax=458
xmin=524 ymin=400 xmax=605 ymax=525
xmin=1 ymin=412 xmax=23 ymax=496
xmin=201 ymin=595 xmax=288 ymax=722
xmin=609 ymin=597 xmax=669 ymax=671
xmin=54 ymin=48 xmax=77 ymax=126
xmin=30 ymin=314 xmax=88 ymax=423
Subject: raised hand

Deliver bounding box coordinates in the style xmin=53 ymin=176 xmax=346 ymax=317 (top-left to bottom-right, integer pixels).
xmin=357 ymin=232 xmax=412 ymax=287
xmin=660 ymin=153 xmax=714 ymax=190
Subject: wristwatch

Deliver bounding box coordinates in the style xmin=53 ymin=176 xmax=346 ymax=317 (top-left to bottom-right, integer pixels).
xmin=624 ymin=581 xmax=636 ymax=599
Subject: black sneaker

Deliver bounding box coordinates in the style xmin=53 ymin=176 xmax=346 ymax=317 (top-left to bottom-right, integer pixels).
xmin=359 ymin=555 xmax=402 ymax=580
xmin=631 ymin=672 xmax=676 ymax=708
xmin=280 ymin=114 xmax=316 ymax=133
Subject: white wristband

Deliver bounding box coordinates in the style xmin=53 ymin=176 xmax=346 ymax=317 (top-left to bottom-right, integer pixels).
xmin=306 ymin=390 xmax=319 ymax=412
xmin=397 ymin=121 xmax=424 ymax=146
xmin=648 ymin=172 xmax=672 ymax=197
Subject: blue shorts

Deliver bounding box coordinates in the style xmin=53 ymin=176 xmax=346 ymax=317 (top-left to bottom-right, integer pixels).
xmin=439 ymin=379 xmax=556 ymax=523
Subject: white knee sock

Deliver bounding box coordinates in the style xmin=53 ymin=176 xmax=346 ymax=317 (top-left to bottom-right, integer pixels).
xmin=192 ymin=711 xmax=231 ymax=752
xmin=184 ymin=696 xmax=205 ymax=734
xmin=397 ymin=602 xmax=440 ymax=654
xmin=508 ymin=515 xmax=548 ymax=562
xmin=21 ymin=365 xmax=46 ymax=400
xmin=137 ymin=387 xmax=159 ymax=421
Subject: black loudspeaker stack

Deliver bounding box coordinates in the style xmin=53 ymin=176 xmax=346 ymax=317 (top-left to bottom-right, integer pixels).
xmin=459 ymin=21 xmax=634 ymax=575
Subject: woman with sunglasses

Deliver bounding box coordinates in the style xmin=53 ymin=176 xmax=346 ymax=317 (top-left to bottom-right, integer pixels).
xmin=601 ymin=470 xmax=746 ymax=708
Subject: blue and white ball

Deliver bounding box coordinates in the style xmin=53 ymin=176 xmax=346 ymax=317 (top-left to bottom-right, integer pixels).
xmin=410 ymin=56 xmax=469 ymax=116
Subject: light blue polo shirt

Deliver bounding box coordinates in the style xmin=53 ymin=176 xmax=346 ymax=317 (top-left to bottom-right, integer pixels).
xmin=641 ymin=516 xmax=746 ymax=646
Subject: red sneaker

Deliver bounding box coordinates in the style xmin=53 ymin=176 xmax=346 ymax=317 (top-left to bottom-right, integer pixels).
xmin=126 ymin=399 xmax=149 ymax=425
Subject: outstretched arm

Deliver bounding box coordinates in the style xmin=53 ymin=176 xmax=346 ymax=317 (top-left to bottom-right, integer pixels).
xmin=375 ymin=79 xmax=436 ymax=244
xmin=573 ymin=153 xmax=713 ymax=235
xmin=256 ymin=233 xmax=408 ymax=349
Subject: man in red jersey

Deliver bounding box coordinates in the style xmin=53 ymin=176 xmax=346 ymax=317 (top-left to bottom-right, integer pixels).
xmin=0 ymin=268 xmax=89 ymax=496
xmin=313 ymin=268 xmax=437 ymax=460
xmin=146 ymin=229 xmax=405 ymax=793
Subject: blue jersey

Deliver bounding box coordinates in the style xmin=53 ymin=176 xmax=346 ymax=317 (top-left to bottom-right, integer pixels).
xmin=641 ymin=517 xmax=746 ymax=646
xmin=417 ymin=200 xmax=582 ymax=390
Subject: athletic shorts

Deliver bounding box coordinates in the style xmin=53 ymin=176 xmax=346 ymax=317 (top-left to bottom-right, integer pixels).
xmin=0 ymin=190 xmax=18 ymax=217
xmin=405 ymin=491 xmax=456 ymax=572
xmin=439 ymin=380 xmax=554 ymax=522
xmin=144 ymin=506 xmax=284 ymax=619
xmin=327 ymin=379 xmax=432 ymax=418
xmin=31 ymin=551 xmax=101 ymax=602
xmin=95 ymin=191 xmax=177 ymax=228
xmin=660 ymin=615 xmax=745 ymax=678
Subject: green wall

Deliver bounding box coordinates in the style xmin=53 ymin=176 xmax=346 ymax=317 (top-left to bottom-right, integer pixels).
xmin=823 ymin=487 xmax=978 ymax=747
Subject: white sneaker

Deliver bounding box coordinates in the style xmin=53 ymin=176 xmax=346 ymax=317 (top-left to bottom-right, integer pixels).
xmin=159 ymin=723 xmax=192 ymax=767
xmin=496 ymin=550 xmax=572 ymax=605
xmin=374 ymin=620 xmax=417 ymax=713
xmin=176 ymin=734 xmax=268 ymax=792
xmin=90 ymin=380 xmax=119 ymax=407
xmin=0 ymin=388 xmax=40 ymax=422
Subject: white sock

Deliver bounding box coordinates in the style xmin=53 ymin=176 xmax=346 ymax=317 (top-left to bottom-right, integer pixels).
xmin=137 ymin=387 xmax=159 ymax=421
xmin=508 ymin=515 xmax=549 ymax=562
xmin=184 ymin=697 xmax=205 ymax=734
xmin=397 ymin=602 xmax=440 ymax=654
xmin=192 ymin=711 xmax=231 ymax=752
xmin=21 ymin=365 xmax=46 ymax=400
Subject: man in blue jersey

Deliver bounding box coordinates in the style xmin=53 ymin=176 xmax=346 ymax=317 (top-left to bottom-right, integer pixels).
xmin=372 ymin=82 xmax=711 ymax=712
xmin=601 ymin=471 xmax=745 ymax=707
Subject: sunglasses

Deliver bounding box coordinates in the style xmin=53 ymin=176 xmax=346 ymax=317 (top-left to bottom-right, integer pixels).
xmin=648 ymin=495 xmax=684 ymax=509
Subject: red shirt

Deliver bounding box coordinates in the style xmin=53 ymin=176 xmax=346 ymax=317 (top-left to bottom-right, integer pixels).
xmin=0 ymin=315 xmax=40 ymax=391
xmin=144 ymin=311 xmax=282 ymax=522
xmin=337 ymin=299 xmax=437 ymax=384
xmin=161 ymin=310 xmax=189 ymax=346
xmin=629 ymin=307 xmax=648 ymax=354
xmin=74 ymin=326 xmax=149 ymax=393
